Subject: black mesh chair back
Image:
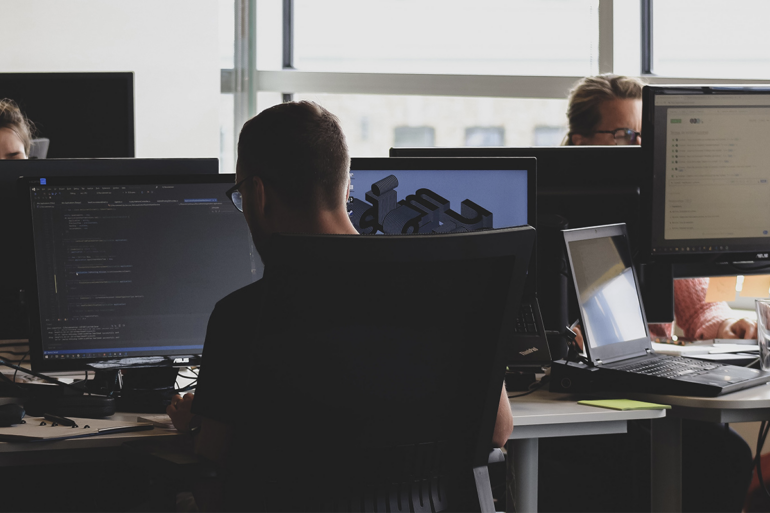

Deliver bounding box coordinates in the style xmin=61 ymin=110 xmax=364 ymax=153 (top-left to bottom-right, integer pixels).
xmin=227 ymin=227 xmax=534 ymax=512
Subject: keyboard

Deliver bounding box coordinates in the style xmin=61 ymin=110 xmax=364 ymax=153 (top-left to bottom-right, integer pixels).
xmin=614 ymin=355 xmax=720 ymax=379
xmin=513 ymin=302 xmax=538 ymax=334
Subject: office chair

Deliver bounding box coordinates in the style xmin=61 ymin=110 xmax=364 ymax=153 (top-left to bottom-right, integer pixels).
xmin=222 ymin=227 xmax=534 ymax=512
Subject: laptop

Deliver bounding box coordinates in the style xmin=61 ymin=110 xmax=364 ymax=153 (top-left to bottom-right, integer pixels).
xmin=348 ymin=157 xmax=551 ymax=371
xmin=560 ymin=223 xmax=770 ymax=397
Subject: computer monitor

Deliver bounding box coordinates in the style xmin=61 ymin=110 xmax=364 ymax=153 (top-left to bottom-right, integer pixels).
xmin=19 ymin=173 xmax=259 ymax=376
xmin=0 ymin=72 xmax=134 ymax=158
xmin=0 ymin=158 xmax=219 ymax=340
xmin=387 ymin=146 xmax=673 ymax=325
xmin=349 ymin=157 xmax=532 ymax=234
xmin=348 ymin=157 xmax=554 ymax=368
xmin=643 ymin=85 xmax=770 ymax=277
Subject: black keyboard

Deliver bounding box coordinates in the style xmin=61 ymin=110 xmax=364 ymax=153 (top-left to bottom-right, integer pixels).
xmin=614 ymin=355 xmax=720 ymax=379
xmin=513 ymin=302 xmax=538 ymax=334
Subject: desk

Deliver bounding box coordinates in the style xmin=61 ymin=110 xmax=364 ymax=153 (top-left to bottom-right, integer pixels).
xmin=507 ymin=389 xmax=667 ymax=513
xmin=629 ymin=383 xmax=770 ymax=512
xmin=0 ymin=412 xmax=177 ymax=467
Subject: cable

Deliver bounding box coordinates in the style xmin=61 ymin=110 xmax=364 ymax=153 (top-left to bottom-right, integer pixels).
xmin=174 ymin=380 xmax=197 ymax=394
xmin=12 ymin=353 xmax=28 ymax=384
xmin=0 ymin=356 xmax=82 ymax=392
xmin=508 ymin=376 xmax=549 ymax=399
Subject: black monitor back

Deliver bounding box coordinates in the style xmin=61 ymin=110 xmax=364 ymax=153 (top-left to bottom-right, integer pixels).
xmin=0 ymin=158 xmax=219 ymax=340
xmin=0 ymin=72 xmax=134 ymax=158
xmin=389 ymin=146 xmax=673 ymax=325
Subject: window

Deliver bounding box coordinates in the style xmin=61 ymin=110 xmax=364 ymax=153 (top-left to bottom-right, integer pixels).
xmin=465 ymin=127 xmax=505 ymax=147
xmin=290 ymin=0 xmax=600 ymax=77
xmin=294 ymin=93 xmax=567 ymax=156
xmin=653 ymin=0 xmax=770 ymax=79
xmin=219 ymin=0 xmax=770 ymax=164
xmin=393 ymin=126 xmax=435 ymax=147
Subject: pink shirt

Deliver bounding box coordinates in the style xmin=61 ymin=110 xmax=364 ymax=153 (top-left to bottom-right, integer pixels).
xmin=649 ymin=278 xmax=735 ymax=340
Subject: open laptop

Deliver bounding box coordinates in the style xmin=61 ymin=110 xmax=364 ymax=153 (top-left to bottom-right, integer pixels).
xmin=348 ymin=157 xmax=551 ymax=371
xmin=561 ymin=223 xmax=770 ymax=397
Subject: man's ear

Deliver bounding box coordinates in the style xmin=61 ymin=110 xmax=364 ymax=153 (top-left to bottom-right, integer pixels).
xmin=251 ymin=176 xmax=268 ymax=216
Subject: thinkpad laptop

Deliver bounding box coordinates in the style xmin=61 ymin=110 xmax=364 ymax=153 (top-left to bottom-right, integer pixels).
xmin=349 ymin=157 xmax=551 ymax=370
xmin=561 ymin=223 xmax=770 ymax=397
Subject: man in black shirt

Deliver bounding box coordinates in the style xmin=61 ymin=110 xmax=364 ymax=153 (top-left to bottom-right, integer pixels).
xmin=167 ymin=101 xmax=513 ymax=488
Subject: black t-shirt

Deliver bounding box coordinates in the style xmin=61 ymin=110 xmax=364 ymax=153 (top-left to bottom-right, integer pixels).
xmin=192 ymin=279 xmax=266 ymax=424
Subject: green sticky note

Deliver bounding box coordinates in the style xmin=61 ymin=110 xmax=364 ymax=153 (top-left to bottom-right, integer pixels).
xmin=578 ymin=399 xmax=671 ymax=411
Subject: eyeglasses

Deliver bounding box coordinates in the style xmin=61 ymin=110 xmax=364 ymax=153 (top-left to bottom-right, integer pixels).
xmin=592 ymin=128 xmax=641 ymax=145
xmin=226 ymin=176 xmax=253 ymax=212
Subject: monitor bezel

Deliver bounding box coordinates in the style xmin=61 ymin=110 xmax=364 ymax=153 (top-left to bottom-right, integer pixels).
xmin=642 ymin=84 xmax=770 ymax=263
xmin=0 ymin=72 xmax=135 ymax=158
xmin=20 ymin=173 xmax=239 ymax=373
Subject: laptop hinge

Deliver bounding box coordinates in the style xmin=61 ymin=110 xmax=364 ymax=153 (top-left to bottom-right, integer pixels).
xmin=595 ymin=359 xmax=602 ymax=366
xmin=646 ymin=348 xmax=652 ymax=354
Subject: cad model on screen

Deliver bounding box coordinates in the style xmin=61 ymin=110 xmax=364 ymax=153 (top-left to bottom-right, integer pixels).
xmin=348 ymin=174 xmax=494 ymax=234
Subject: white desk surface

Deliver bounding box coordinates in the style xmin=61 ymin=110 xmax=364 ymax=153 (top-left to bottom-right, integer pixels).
xmin=508 ymin=389 xmax=666 ymax=439
xmin=625 ymin=382 xmax=770 ymax=423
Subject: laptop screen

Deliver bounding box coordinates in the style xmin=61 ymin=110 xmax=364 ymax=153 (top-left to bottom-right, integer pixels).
xmin=564 ymin=224 xmax=651 ymax=362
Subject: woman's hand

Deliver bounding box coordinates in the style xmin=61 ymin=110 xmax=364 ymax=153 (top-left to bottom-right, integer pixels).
xmin=717 ymin=318 xmax=757 ymax=339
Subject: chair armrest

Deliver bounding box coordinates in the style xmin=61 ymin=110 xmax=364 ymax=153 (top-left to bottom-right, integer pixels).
xmin=488 ymin=447 xmax=505 ymax=465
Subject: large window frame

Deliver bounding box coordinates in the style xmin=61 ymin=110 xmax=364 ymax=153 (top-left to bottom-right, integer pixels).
xmin=222 ymin=0 xmax=770 ymax=137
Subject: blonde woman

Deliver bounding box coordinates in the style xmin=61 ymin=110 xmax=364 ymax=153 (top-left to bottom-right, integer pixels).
xmin=564 ymin=74 xmax=755 ymax=342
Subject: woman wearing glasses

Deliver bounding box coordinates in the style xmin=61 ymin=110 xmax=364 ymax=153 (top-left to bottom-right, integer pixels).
xmin=564 ymin=73 xmax=755 ymax=342
xmin=540 ymin=74 xmax=753 ymax=513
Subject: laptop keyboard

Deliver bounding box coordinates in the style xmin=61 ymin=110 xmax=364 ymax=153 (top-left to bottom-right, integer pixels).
xmin=614 ymin=356 xmax=720 ymax=379
xmin=513 ymin=302 xmax=538 ymax=334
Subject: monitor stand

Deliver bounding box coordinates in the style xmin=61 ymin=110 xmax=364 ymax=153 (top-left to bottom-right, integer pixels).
xmin=88 ymin=368 xmax=179 ymax=414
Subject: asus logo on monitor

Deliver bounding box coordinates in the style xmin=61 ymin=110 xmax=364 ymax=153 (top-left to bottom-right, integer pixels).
xmin=174 ymin=357 xmax=190 ymax=364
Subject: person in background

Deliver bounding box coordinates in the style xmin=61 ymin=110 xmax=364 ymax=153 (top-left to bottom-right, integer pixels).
xmin=0 ymin=98 xmax=33 ymax=160
xmin=564 ymin=73 xmax=756 ymax=342
xmin=536 ymin=74 xmax=754 ymax=513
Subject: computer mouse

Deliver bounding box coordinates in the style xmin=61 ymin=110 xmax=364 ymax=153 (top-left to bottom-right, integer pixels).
xmin=0 ymin=403 xmax=25 ymax=427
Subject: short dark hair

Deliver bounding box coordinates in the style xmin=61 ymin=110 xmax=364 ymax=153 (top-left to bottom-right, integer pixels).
xmin=237 ymin=101 xmax=350 ymax=212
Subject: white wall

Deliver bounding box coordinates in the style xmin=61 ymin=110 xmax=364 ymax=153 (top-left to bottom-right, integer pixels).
xmin=0 ymin=0 xmax=220 ymax=158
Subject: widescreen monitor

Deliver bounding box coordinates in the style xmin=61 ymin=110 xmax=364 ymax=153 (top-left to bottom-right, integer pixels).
xmin=19 ymin=173 xmax=259 ymax=373
xmin=643 ymin=85 xmax=770 ymax=268
xmin=349 ymin=157 xmax=532 ymax=235
xmin=0 ymin=72 xmax=134 ymax=158
xmin=0 ymin=158 xmax=219 ymax=341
